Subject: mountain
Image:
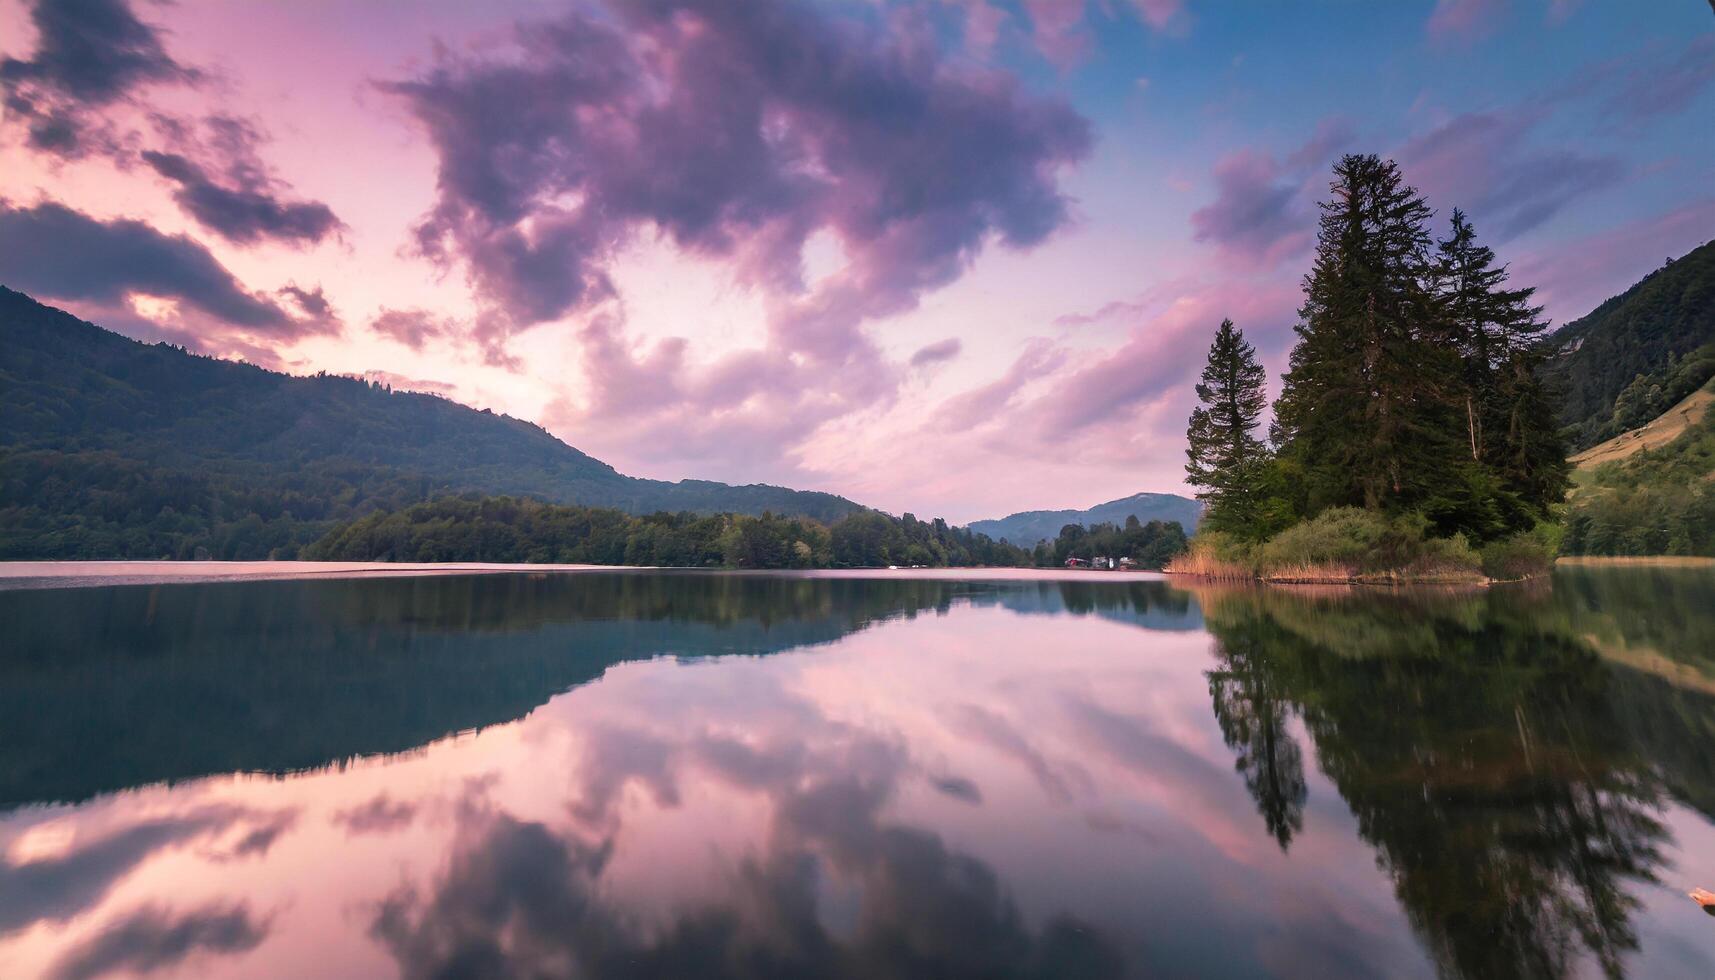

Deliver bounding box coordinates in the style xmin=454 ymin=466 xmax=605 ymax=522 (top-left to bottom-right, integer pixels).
xmin=1542 ymin=240 xmax=1715 ymax=450
xmin=0 ymin=286 xmax=861 ymax=559
xmin=967 ymin=491 xmax=1202 ymax=546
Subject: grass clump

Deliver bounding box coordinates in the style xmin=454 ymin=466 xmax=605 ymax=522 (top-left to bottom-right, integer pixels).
xmin=1165 ymin=530 xmax=1255 ymax=579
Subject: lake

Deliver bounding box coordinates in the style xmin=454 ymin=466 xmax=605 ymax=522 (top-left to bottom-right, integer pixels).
xmin=1 ymin=566 xmax=1712 ymax=978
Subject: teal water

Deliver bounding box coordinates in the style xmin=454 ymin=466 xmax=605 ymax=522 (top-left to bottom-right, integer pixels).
xmin=1 ymin=567 xmax=1711 ymax=977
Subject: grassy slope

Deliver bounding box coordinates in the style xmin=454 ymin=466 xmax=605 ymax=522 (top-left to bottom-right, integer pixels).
xmin=1561 ymin=377 xmax=1715 ymax=556
xmin=1570 ymin=384 xmax=1715 ymax=472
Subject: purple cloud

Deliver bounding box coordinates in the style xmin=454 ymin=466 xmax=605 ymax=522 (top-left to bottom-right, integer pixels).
xmin=1 ymin=5 xmax=341 ymax=248
xmin=0 ymin=200 xmax=304 ymax=333
xmin=277 ymin=283 xmax=334 ymax=322
xmin=1190 ymin=151 xmax=1303 ymax=268
xmin=1190 ymin=119 xmax=1352 ymax=269
xmin=370 ymin=308 xmax=454 ymax=351
xmin=1398 ymin=110 xmax=1624 ymax=240
xmin=141 ymin=151 xmax=341 ymax=248
xmin=387 ymin=0 xmax=1088 ymax=481
xmin=382 ymin=0 xmax=1090 ymax=355
xmin=1603 ymin=34 xmax=1715 ymax=122
xmin=47 ymin=903 xmax=268 ymax=980
xmin=139 ymin=114 xmax=344 ymax=248
xmin=0 ymin=0 xmax=199 ymax=156
xmin=910 ymin=337 xmax=963 ymax=368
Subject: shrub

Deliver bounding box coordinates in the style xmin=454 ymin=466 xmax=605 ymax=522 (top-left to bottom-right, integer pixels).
xmin=1255 ymin=508 xmax=1482 ymax=583
xmin=1395 ymin=531 xmax=1483 ymax=583
xmin=1256 ymin=507 xmax=1394 ymax=577
xmin=1480 ymin=526 xmax=1558 ymax=581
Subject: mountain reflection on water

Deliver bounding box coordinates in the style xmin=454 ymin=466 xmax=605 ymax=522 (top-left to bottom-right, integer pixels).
xmin=0 ymin=568 xmax=1711 ymax=978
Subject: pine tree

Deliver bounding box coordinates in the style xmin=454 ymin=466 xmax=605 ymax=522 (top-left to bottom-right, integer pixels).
xmin=1273 ymin=154 xmax=1468 ymax=523
xmin=1186 ymin=319 xmax=1270 ymax=534
xmin=1492 ymin=339 xmax=1571 ymax=519
xmin=1432 ymin=210 xmax=1569 ymax=523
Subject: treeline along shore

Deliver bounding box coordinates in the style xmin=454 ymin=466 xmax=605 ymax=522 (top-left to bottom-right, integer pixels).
xmin=304 ymin=495 xmax=1189 ymax=571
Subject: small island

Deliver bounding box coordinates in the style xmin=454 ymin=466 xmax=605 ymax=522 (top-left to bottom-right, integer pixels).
xmin=1168 ymin=155 xmax=1566 ymax=585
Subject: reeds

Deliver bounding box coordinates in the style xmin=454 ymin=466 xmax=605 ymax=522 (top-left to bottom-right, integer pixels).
xmin=1164 ymin=533 xmax=1254 ymax=580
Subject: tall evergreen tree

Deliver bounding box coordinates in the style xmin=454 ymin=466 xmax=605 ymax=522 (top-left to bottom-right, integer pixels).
xmin=1186 ymin=319 xmax=1270 ymax=534
xmin=1432 ymin=210 xmax=1569 ymax=522
xmin=1273 ymin=154 xmax=1471 ymax=526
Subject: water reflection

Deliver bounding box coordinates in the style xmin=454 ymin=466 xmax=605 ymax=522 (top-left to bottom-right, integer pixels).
xmin=1191 ymin=582 xmax=1699 ymax=979
xmin=0 ymin=574 xmax=1195 ymax=810
xmin=0 ymin=569 xmax=1711 ymax=978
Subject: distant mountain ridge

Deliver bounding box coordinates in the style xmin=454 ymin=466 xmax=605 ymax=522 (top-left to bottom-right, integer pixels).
xmin=967 ymin=492 xmax=1202 ymax=546
xmin=0 ymin=286 xmax=861 ymax=558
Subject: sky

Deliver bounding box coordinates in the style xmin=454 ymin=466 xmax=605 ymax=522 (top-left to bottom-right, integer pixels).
xmin=1 ymin=0 xmax=1711 ymax=523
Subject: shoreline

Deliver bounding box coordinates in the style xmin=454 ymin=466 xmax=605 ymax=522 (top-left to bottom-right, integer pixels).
xmin=0 ymin=560 xmax=1171 ymax=592
xmin=1555 ymin=555 xmax=1715 ymax=568
xmin=1167 ymin=554 xmax=1715 ymax=586
xmin=1163 ymin=568 xmax=1530 ymax=588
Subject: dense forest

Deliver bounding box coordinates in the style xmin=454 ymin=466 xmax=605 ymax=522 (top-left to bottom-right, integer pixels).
xmin=1179 ymin=155 xmax=1567 ymax=579
xmin=0 ymin=287 xmax=859 ymax=559
xmin=303 ymin=496 xmax=1034 ymax=568
xmin=303 ymin=495 xmax=1192 ymax=570
xmin=1541 ymin=240 xmax=1715 ymax=451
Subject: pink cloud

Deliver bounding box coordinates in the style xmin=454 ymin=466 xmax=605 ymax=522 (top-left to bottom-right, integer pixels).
xmin=1426 ymin=0 xmax=1507 ymax=43
xmin=1515 ymin=199 xmax=1715 ymax=329
xmin=1022 ymin=0 xmax=1090 ymax=65
xmin=543 ymin=311 xmax=901 ymax=485
xmin=1023 ymin=280 xmax=1298 ymax=449
xmin=808 ymin=277 xmax=1301 ymax=520
xmin=1129 ymin=0 xmax=1186 ymax=31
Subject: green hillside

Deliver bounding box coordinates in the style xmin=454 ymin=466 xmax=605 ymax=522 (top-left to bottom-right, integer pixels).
xmin=1542 ymin=240 xmax=1715 ymax=450
xmin=1562 ymin=378 xmax=1715 ymax=556
xmin=0 ymin=286 xmax=861 ymax=559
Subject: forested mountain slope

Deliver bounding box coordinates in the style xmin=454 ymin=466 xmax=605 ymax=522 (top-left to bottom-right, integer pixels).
xmin=1543 ymin=241 xmax=1715 ymax=450
xmin=0 ymin=287 xmax=860 ymax=558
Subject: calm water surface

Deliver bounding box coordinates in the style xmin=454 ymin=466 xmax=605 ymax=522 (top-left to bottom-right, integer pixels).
xmin=1 ymin=567 xmax=1712 ymax=978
